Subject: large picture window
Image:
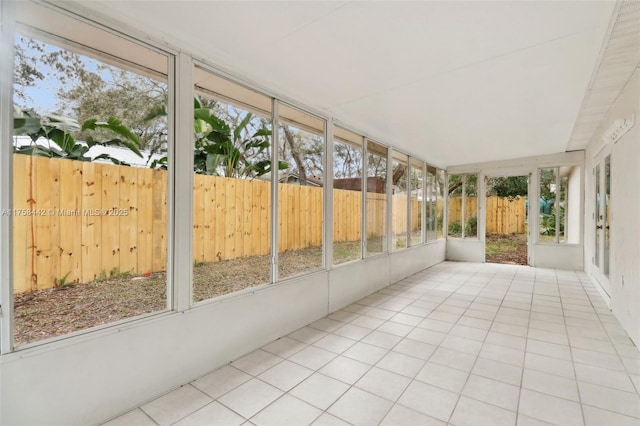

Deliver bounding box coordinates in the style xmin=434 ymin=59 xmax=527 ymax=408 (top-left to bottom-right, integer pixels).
xmin=192 ymin=65 xmax=273 ymax=302
xmin=409 ymin=158 xmax=424 ymax=246
xmin=447 ymin=173 xmax=478 ymax=239
xmin=391 ymin=150 xmax=409 ymax=250
xmin=277 ymin=104 xmax=325 ymax=279
xmin=333 ymin=126 xmax=363 ymax=265
xmin=426 ymin=166 xmax=437 ymax=241
xmin=436 ymin=169 xmax=445 ymax=238
xmin=366 ymin=141 xmax=388 ymax=256
xmin=538 ymin=166 xmax=581 ymax=244
xmin=11 ymin=16 xmax=170 ymax=346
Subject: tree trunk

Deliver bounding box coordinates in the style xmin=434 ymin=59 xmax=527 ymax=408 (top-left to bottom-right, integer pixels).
xmin=282 ymin=126 xmax=307 ymax=185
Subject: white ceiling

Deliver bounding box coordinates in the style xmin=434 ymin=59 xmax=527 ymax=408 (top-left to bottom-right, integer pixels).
xmin=72 ymin=1 xmax=617 ymax=167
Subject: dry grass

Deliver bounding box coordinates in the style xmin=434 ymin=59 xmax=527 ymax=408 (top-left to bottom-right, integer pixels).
xmin=485 ymin=233 xmax=528 ymax=265
xmin=14 ymin=241 xmax=361 ymax=346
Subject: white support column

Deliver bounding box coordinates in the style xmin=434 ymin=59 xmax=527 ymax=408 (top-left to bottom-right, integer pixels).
xmin=362 ymin=139 xmax=368 ymax=257
xmin=555 ymin=167 xmax=560 ymax=244
xmin=171 ymin=53 xmax=194 ymax=311
xmin=270 ymin=100 xmax=279 ymax=283
xmin=444 ymin=171 xmax=449 ymax=239
xmin=324 ymin=119 xmax=334 ymax=269
xmin=423 ymin=163 xmax=427 ymax=243
xmin=479 ymin=173 xmax=486 ymax=244
xmin=0 ymin=0 xmax=15 ymax=354
xmin=386 ymin=147 xmax=393 ymax=253
xmin=406 ymin=160 xmax=411 ymax=247
xmin=461 ymin=176 xmax=466 ymax=239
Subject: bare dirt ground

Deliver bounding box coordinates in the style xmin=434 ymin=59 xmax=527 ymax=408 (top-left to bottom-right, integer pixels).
xmin=14 ymin=242 xmax=361 ymax=346
xmin=485 ymin=233 xmax=528 ymax=265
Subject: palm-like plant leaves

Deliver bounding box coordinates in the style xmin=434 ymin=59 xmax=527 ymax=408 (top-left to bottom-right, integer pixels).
xmin=13 ymin=107 xmax=143 ymax=163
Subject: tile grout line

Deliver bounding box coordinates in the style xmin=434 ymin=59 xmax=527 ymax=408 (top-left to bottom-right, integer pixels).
xmin=443 ymin=265 xmax=516 ymax=424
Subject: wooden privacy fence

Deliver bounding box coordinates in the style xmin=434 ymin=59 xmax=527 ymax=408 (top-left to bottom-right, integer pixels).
xmin=12 ymin=155 xmax=421 ymax=293
xmin=13 ymin=155 xmax=168 ymax=294
xmin=448 ymin=196 xmax=526 ymax=234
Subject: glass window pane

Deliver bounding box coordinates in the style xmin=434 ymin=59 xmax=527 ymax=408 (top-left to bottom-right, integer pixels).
xmin=595 ymin=164 xmax=600 ymax=265
xmin=463 ymin=174 xmax=478 ymax=238
xmin=12 ymin=25 xmax=169 ymax=346
xmin=192 ymin=65 xmax=273 ymax=302
xmin=436 ymin=169 xmax=445 ymax=239
xmin=447 ymin=173 xmax=477 ymax=238
xmin=366 ymin=140 xmax=387 ymax=256
xmin=604 ymin=158 xmax=610 ymax=275
xmin=333 ymin=126 xmax=363 ymax=265
xmin=559 ymin=174 xmax=568 ymax=243
xmin=410 ymin=159 xmax=424 ymax=246
xmin=539 ymin=168 xmax=557 ymax=242
xmin=447 ymin=174 xmax=463 ymax=237
xmin=426 ymin=166 xmax=436 ymax=241
xmin=277 ymin=104 xmax=325 ymax=279
xmin=392 ymin=151 xmax=409 ymax=250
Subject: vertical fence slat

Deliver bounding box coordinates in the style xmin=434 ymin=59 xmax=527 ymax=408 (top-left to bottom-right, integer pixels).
xmin=193 ymin=173 xmax=205 ymax=263
xmin=242 ymin=180 xmax=251 ymax=257
xmin=333 ymin=191 xmax=341 ymax=243
xmin=34 ymin=156 xmax=52 ymax=290
xmin=136 ymin=167 xmax=153 ymax=275
xmin=214 ymin=177 xmax=226 ymax=261
xmin=260 ymin=181 xmax=270 ymax=255
xmin=12 ymin=155 xmax=30 ymax=293
xmin=250 ymin=180 xmax=260 ymax=256
xmin=277 ymin=183 xmax=285 ymax=253
xmin=291 ymin=185 xmax=298 ymax=249
xmin=151 ymin=169 xmax=166 ymax=272
xmin=101 ymin=163 xmax=120 ymax=276
xmin=233 ymin=178 xmax=243 ymax=258
xmin=48 ymin=158 xmax=61 ymax=286
xmin=223 ymin=178 xmax=235 ymax=259
xmin=58 ymin=159 xmax=82 ymax=283
xmin=81 ymin=162 xmax=100 ymax=282
xmin=203 ymin=175 xmax=215 ymax=262
xmin=119 ymin=166 xmax=137 ymax=274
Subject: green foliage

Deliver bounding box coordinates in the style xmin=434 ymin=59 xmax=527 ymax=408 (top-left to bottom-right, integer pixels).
xmin=539 ymin=168 xmax=556 ymax=201
xmin=539 ymin=213 xmax=556 ymax=236
xmin=448 ymin=173 xmax=477 ymax=196
xmin=149 ymin=96 xmax=287 ymax=178
xmin=194 ymin=101 xmax=273 ymax=178
xmin=54 ymin=272 xmax=74 ymax=289
xmin=448 ymin=220 xmax=462 ymax=237
xmin=448 ymin=215 xmax=477 ymax=238
xmin=95 ymin=270 xmax=107 ymax=282
xmin=109 ymin=267 xmax=133 ymax=279
xmin=488 ymin=176 xmax=528 ymax=198
xmin=13 ymin=106 xmax=142 ymax=164
xmin=395 ymin=237 xmax=407 ymax=249
xmin=466 ymin=215 xmax=478 ymax=237
xmin=540 ymin=206 xmax=565 ymax=237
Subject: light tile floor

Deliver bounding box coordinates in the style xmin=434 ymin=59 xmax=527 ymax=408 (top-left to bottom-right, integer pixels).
xmin=105 ymin=262 xmax=640 ymax=426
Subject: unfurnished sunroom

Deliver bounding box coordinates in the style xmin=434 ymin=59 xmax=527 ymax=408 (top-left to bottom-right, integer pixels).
xmin=0 ymin=1 xmax=639 ymax=425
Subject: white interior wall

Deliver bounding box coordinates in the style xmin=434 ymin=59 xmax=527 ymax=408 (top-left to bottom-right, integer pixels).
xmin=566 ymin=166 xmax=581 ymax=244
xmin=584 ymin=69 xmax=640 ymax=346
xmin=446 ymin=239 xmax=485 ymax=263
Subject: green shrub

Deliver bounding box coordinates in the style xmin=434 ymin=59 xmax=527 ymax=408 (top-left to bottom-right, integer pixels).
xmin=448 ymin=220 xmax=462 ymax=237
xmin=448 ymin=216 xmax=477 ymax=237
